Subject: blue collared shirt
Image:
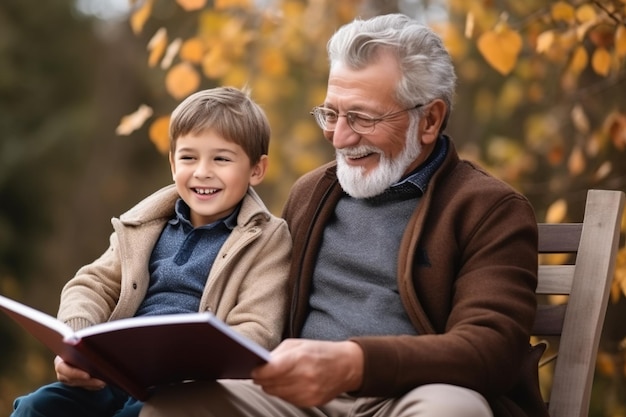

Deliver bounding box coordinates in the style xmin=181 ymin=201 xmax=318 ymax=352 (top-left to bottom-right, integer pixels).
xmin=391 ymin=134 xmax=448 ymax=196
xmin=135 ymin=199 xmax=239 ymax=317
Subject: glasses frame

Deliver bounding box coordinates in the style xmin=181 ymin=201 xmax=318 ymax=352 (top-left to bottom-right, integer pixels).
xmin=310 ymin=103 xmax=424 ymax=134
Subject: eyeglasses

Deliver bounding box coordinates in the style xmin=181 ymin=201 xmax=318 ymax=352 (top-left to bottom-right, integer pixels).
xmin=310 ymin=103 xmax=423 ymax=134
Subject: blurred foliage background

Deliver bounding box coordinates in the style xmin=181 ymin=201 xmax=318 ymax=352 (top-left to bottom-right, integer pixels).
xmin=1 ymin=0 xmax=625 ymax=415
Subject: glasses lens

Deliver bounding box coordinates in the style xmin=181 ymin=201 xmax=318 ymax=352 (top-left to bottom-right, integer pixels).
xmin=313 ymin=108 xmax=337 ymax=131
xmin=346 ymin=112 xmax=376 ymax=134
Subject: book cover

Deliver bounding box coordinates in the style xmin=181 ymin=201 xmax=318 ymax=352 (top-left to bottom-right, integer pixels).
xmin=0 ymin=294 xmax=270 ymax=400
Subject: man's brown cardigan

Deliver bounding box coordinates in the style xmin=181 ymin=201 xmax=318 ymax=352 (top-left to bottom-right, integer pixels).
xmin=282 ymin=138 xmax=547 ymax=417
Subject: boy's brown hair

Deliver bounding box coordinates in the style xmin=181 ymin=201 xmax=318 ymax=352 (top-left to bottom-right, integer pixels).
xmin=169 ymin=87 xmax=270 ymax=164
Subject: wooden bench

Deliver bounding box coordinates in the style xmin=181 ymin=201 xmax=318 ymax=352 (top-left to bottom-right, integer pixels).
xmin=534 ymin=189 xmax=625 ymax=417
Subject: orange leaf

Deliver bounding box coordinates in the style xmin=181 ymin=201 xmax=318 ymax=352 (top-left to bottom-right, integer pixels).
xmin=130 ymin=0 xmax=154 ymax=35
xmin=591 ymin=47 xmax=611 ymax=76
xmin=176 ymin=0 xmax=207 ymax=11
xmin=116 ymin=104 xmax=153 ymax=136
xmin=568 ymin=45 xmax=588 ymax=74
xmin=147 ymin=28 xmax=168 ymax=68
xmin=567 ymin=145 xmax=586 ymax=176
xmin=180 ymin=37 xmax=205 ymax=64
xmin=166 ymin=62 xmax=201 ymax=100
xmin=149 ymin=116 xmax=171 ymax=155
xmin=477 ymin=24 xmax=523 ymax=75
xmin=616 ymin=26 xmax=626 ymax=59
xmin=547 ymin=144 xmax=564 ymax=166
xmin=606 ymin=112 xmax=626 ymax=150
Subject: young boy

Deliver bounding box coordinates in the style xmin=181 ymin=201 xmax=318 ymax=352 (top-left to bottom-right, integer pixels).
xmin=11 ymin=86 xmax=291 ymax=417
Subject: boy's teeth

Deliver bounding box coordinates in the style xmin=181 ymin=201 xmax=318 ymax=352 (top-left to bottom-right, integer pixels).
xmin=195 ymin=188 xmax=217 ymax=195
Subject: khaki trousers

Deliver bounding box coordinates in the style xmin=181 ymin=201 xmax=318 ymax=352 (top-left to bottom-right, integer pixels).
xmin=140 ymin=380 xmax=493 ymax=417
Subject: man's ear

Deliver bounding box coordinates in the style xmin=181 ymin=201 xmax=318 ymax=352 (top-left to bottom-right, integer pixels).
xmin=249 ymin=155 xmax=268 ymax=186
xmin=420 ymin=99 xmax=447 ymax=145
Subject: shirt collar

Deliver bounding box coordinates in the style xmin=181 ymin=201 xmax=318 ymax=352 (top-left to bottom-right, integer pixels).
xmin=169 ymin=198 xmax=239 ymax=231
xmin=390 ymin=134 xmax=448 ymax=196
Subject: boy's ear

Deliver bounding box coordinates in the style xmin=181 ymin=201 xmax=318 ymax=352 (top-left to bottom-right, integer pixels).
xmin=169 ymin=152 xmax=176 ymax=180
xmin=249 ymin=155 xmax=268 ymax=186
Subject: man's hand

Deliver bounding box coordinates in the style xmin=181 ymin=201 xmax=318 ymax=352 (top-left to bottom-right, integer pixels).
xmin=251 ymin=339 xmax=364 ymax=407
xmin=54 ymin=356 xmax=106 ymax=390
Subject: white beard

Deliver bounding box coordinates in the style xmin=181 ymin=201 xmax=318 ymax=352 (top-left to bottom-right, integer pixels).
xmin=336 ymin=119 xmax=422 ymax=199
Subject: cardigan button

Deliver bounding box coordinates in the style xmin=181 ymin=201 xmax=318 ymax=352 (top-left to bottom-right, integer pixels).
xmin=132 ymin=282 xmax=137 ymax=290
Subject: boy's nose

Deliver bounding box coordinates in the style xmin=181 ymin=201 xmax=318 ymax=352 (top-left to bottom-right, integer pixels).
xmin=194 ymin=161 xmax=213 ymax=178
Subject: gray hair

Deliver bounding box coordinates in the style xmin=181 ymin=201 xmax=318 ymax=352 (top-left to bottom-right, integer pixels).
xmin=327 ymin=13 xmax=456 ymax=130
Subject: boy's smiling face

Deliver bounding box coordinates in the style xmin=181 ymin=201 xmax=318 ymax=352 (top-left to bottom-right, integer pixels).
xmin=170 ymin=130 xmax=267 ymax=227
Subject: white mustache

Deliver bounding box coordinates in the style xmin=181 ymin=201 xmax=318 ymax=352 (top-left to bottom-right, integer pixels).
xmin=336 ymin=145 xmax=381 ymax=159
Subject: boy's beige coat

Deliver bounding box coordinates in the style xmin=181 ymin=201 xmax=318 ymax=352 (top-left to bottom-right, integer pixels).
xmin=58 ymin=184 xmax=291 ymax=350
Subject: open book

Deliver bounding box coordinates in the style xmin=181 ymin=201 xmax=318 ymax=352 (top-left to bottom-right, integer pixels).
xmin=0 ymin=294 xmax=270 ymax=400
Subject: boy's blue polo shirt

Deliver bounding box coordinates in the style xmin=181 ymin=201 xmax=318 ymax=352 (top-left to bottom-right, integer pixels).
xmin=135 ymin=198 xmax=239 ymax=317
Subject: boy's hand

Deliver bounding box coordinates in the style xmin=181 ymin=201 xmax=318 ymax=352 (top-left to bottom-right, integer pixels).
xmin=54 ymin=356 xmax=107 ymax=390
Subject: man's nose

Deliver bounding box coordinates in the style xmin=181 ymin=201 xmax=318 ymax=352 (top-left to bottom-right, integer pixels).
xmin=329 ymin=117 xmax=360 ymax=149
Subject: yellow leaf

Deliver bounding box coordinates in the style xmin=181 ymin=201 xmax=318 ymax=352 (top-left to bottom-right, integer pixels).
xmin=496 ymin=78 xmax=524 ymax=117
xmin=575 ymin=4 xmax=597 ymax=23
xmin=219 ymin=19 xmax=254 ymax=59
xmin=596 ymin=351 xmax=616 ymax=376
xmin=591 ymin=47 xmax=611 ymax=76
xmin=149 ymin=116 xmax=171 ymax=155
xmin=551 ymin=2 xmax=575 ymax=24
xmin=567 ymin=145 xmax=586 ymax=176
xmin=215 ymin=0 xmax=252 ymax=9
xmin=593 ymin=161 xmax=612 ymax=182
xmin=176 ymin=0 xmax=206 ymax=11
xmin=527 ymin=82 xmax=544 ymax=103
xmin=568 ymin=45 xmax=588 ymax=74
xmin=536 ymin=30 xmax=555 ymax=54
xmin=571 ymin=104 xmax=590 ymax=133
xmin=259 ymin=48 xmax=288 ymax=77
xmin=464 ymin=11 xmax=475 ymax=39
xmin=165 ymin=62 xmax=200 ymax=100
xmin=575 ymin=19 xmax=596 ymax=41
xmin=201 ymin=44 xmax=231 ymax=79
xmin=147 ymin=28 xmax=168 ymax=68
xmin=180 ymin=37 xmax=205 ymax=64
xmin=220 ymin=64 xmax=250 ymax=88
xmin=116 ymin=104 xmax=153 ymax=136
xmin=130 ymin=0 xmax=154 ymax=35
xmin=161 ymin=38 xmax=182 ymax=70
xmin=477 ymin=24 xmax=523 ymax=75
xmin=616 ymin=26 xmax=626 ymax=58
xmin=546 ymin=198 xmax=567 ymax=223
